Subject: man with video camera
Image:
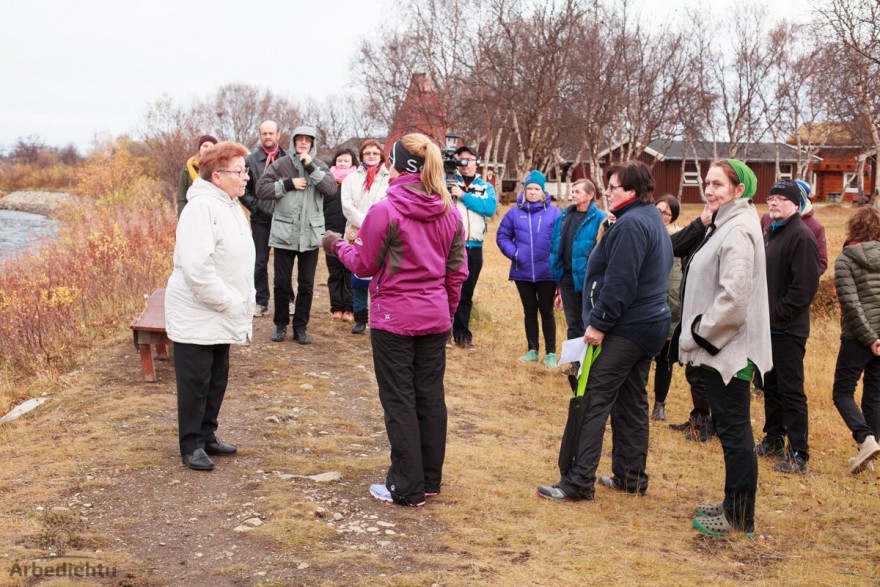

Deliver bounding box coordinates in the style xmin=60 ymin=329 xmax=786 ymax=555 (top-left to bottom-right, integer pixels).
xmin=449 ymin=146 xmax=497 ymax=350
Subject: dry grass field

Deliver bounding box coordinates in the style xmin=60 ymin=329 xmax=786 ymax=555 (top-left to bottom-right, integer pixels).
xmin=0 ymin=201 xmax=878 ymax=586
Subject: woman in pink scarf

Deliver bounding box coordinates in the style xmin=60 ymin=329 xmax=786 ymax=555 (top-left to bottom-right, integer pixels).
xmin=340 ymin=140 xmax=391 ymax=334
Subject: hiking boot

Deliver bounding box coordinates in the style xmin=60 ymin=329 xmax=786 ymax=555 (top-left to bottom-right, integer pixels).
xmin=669 ymin=420 xmax=693 ymax=431
xmin=270 ymin=326 xmax=286 ymax=342
xmin=460 ymin=340 xmax=477 ymax=351
xmin=536 ymin=485 xmax=570 ymax=501
xmin=293 ymin=327 xmax=311 ymax=345
xmin=773 ymin=453 xmax=807 ymax=474
xmin=695 ymin=502 xmax=724 ymax=517
xmin=686 ymin=426 xmax=716 ymax=442
xmin=253 ymin=305 xmax=268 ymax=317
xmin=755 ymin=437 xmax=785 ymax=458
xmin=597 ymin=475 xmax=646 ymax=496
xmin=851 ymin=435 xmax=880 ymax=474
xmin=544 ymin=353 xmax=557 ymax=368
xmin=692 ymin=512 xmax=753 ymax=537
xmin=351 ymin=322 xmax=366 ymax=335
xmin=518 ymin=350 xmax=539 ymax=362
xmin=652 ymin=402 xmax=666 ymax=421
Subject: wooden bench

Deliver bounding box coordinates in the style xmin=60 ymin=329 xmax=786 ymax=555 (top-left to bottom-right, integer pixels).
xmin=130 ymin=288 xmax=172 ymax=382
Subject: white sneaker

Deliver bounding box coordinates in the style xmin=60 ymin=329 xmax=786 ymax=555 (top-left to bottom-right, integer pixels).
xmin=850 ymin=457 xmax=875 ymax=473
xmin=851 ymin=435 xmax=880 ymax=474
xmin=253 ymin=305 xmax=268 ymax=317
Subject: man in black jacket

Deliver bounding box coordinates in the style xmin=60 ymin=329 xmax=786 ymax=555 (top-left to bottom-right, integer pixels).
xmin=759 ymin=180 xmax=820 ymax=474
xmin=668 ymin=205 xmax=715 ymax=441
xmin=240 ymin=120 xmax=287 ymax=317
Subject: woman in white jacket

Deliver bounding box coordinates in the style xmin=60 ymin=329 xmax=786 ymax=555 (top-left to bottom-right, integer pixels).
xmin=165 ymin=141 xmax=255 ymax=471
xmin=341 ymin=140 xmax=391 ymax=334
xmin=679 ymin=159 xmax=771 ymax=537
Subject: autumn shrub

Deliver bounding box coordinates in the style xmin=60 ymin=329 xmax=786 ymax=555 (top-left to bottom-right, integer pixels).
xmin=0 ymin=142 xmax=176 ymax=380
xmin=0 ymin=162 xmax=78 ymax=191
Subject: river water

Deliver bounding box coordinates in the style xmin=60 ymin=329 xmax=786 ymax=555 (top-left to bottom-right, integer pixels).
xmin=0 ymin=210 xmax=58 ymax=260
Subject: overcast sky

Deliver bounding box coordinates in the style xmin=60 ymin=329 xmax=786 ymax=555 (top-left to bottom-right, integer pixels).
xmin=1 ymin=0 xmax=813 ymax=153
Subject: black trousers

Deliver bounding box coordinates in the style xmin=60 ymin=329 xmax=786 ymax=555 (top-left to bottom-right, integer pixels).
xmin=686 ymin=364 xmax=711 ymax=426
xmin=371 ymin=328 xmax=448 ymax=505
xmin=273 ymin=248 xmax=319 ymax=329
xmin=833 ymin=337 xmax=880 ymax=444
xmin=325 ymin=254 xmax=353 ymax=313
xmin=704 ymin=368 xmax=757 ymax=532
xmin=653 ymin=338 xmax=674 ymax=403
xmin=252 ymin=222 xmax=271 ymax=307
xmin=515 ymin=280 xmax=557 ymax=354
xmin=453 ymin=246 xmax=483 ymax=344
xmin=558 ymin=333 xmax=652 ymax=499
xmin=762 ymin=334 xmax=809 ymax=459
xmin=559 ymin=271 xmax=585 ymax=340
xmin=174 ymin=342 xmax=230 ymax=455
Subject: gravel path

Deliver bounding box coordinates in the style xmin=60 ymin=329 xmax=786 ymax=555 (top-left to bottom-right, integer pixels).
xmin=0 ymin=190 xmax=78 ymax=216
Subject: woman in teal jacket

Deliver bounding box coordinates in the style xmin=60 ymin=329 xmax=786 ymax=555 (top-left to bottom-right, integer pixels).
xmin=550 ymin=178 xmax=607 ymax=341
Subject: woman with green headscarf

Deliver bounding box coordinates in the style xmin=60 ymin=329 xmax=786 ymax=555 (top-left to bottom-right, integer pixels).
xmin=678 ymin=159 xmax=772 ymax=537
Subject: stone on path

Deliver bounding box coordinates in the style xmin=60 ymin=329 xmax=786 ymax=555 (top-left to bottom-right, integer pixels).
xmin=0 ymin=397 xmax=49 ymax=423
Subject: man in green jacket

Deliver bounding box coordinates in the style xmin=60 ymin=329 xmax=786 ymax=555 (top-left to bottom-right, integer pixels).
xmin=256 ymin=126 xmax=336 ymax=344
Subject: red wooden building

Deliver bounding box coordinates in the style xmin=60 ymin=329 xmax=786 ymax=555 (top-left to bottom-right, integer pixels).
xmin=586 ymin=140 xmax=820 ymax=204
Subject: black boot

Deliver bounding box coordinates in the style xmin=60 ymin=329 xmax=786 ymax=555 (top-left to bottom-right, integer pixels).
xmin=270 ymin=326 xmax=286 ymax=342
xmin=293 ymin=327 xmax=312 ymax=345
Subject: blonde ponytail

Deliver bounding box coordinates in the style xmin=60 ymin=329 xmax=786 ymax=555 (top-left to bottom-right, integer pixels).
xmin=400 ymin=133 xmax=452 ymax=212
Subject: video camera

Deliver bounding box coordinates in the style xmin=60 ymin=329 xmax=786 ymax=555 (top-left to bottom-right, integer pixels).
xmin=442 ymin=145 xmax=470 ymax=190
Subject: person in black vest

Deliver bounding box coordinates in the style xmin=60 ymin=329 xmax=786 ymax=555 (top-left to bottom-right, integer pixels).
xmin=239 ymin=120 xmax=287 ymax=317
xmin=325 ymin=149 xmax=358 ymax=321
xmin=757 ymin=179 xmax=820 ymax=474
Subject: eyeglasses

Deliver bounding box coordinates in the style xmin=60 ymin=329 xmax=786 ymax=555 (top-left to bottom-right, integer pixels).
xmin=606 ymin=183 xmax=624 ymax=191
xmin=766 ymin=195 xmax=790 ymax=204
xmin=216 ymin=168 xmax=249 ymax=177
xmin=458 ymin=158 xmax=477 ymax=166
xmin=658 ymin=209 xmax=672 ymax=216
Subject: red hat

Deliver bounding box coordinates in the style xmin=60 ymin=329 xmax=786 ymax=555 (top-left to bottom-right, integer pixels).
xmin=198 ymin=134 xmax=218 ymax=149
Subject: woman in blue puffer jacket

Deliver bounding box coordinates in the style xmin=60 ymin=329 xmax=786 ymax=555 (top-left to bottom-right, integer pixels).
xmin=497 ymin=170 xmax=562 ymax=367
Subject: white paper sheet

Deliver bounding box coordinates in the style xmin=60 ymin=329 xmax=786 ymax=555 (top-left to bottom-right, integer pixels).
xmin=559 ymin=337 xmax=589 ymax=375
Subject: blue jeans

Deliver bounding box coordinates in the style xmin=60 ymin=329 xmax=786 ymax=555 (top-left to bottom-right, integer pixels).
xmin=352 ymin=275 xmax=370 ymax=323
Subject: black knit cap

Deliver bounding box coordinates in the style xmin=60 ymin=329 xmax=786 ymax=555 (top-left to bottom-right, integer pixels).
xmin=768 ymin=179 xmax=803 ymax=207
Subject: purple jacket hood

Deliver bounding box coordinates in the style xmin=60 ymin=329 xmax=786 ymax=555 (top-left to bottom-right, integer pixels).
xmin=333 ymin=173 xmax=469 ymax=336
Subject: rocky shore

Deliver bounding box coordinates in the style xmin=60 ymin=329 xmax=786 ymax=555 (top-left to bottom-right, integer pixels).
xmin=0 ymin=190 xmax=78 ymax=217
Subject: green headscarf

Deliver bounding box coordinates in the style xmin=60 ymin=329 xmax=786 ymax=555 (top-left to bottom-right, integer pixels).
xmin=724 ymin=159 xmax=757 ymax=199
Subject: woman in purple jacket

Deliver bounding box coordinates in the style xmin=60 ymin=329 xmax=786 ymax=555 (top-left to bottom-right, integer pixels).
xmin=322 ymin=133 xmax=468 ymax=507
xmin=497 ymin=170 xmax=562 ymax=367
